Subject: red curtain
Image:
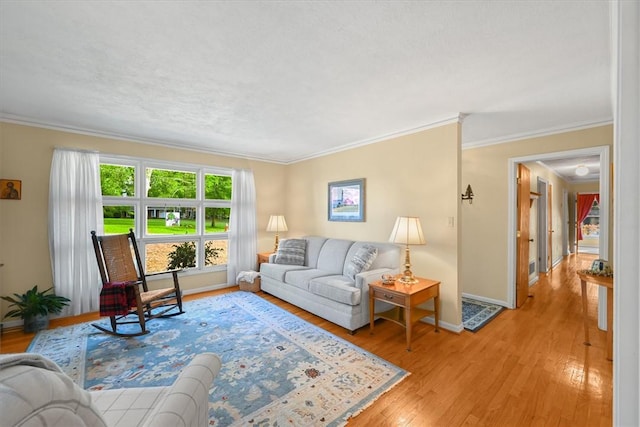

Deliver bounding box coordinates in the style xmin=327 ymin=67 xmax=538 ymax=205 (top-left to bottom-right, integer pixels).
xmin=577 ymin=193 xmax=599 ymax=240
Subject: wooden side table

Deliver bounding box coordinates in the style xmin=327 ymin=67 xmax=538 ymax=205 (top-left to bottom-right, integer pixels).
xmin=257 ymin=252 xmax=273 ymax=269
xmin=369 ymin=276 xmax=440 ymax=351
xmin=578 ymin=271 xmax=613 ymax=361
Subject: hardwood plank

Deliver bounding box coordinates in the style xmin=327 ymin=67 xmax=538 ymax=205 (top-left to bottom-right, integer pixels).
xmin=0 ymin=254 xmax=612 ymax=426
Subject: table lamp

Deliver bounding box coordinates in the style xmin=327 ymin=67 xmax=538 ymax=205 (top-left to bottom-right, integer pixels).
xmin=388 ymin=216 xmax=426 ymax=284
xmin=266 ymin=215 xmax=288 ymax=251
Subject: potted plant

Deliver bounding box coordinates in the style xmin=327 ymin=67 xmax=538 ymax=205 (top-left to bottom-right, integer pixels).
xmin=1 ymin=286 xmax=70 ymax=332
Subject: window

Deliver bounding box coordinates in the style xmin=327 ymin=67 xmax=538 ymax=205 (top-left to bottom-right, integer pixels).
xmin=100 ymin=157 xmax=232 ymax=274
xmin=582 ymin=200 xmax=600 ymax=238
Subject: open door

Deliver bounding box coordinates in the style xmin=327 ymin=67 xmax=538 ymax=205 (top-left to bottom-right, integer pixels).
xmin=516 ymin=163 xmax=531 ymax=308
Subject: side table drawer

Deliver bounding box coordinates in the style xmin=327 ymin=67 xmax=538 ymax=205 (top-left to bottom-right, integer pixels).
xmin=372 ymin=288 xmax=408 ymax=305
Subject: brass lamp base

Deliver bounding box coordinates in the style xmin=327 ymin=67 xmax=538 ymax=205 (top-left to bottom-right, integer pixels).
xmin=398 ymin=246 xmax=419 ymax=284
xmin=398 ymin=275 xmax=419 ymax=284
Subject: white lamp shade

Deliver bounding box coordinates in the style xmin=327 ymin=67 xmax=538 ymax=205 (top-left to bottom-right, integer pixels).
xmin=266 ymin=215 xmax=288 ymax=232
xmin=389 ymin=216 xmax=426 ymax=245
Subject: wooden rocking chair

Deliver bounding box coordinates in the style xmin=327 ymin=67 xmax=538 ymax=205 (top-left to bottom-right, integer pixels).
xmin=91 ymin=229 xmax=184 ymax=337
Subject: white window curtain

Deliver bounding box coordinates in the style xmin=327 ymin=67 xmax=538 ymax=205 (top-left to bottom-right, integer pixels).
xmin=227 ymin=169 xmax=257 ymax=285
xmin=49 ymin=149 xmax=103 ymax=316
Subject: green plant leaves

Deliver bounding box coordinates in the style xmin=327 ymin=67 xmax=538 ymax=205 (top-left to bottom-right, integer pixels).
xmin=1 ymin=285 xmax=70 ymax=319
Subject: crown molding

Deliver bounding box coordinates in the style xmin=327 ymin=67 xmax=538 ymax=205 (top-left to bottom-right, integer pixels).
xmin=288 ymin=114 xmax=464 ymax=164
xmin=0 ymin=114 xmax=287 ymax=165
xmin=2 ymin=112 xmax=611 ymax=164
xmin=462 ymin=118 xmax=613 ymax=150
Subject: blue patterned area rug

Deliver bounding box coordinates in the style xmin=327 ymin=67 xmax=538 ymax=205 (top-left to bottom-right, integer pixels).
xmin=462 ymin=297 xmax=505 ymax=332
xmin=28 ymin=292 xmax=408 ymax=426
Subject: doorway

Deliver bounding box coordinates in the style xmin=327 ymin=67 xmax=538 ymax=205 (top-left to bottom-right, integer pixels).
xmin=507 ymin=146 xmax=610 ymax=310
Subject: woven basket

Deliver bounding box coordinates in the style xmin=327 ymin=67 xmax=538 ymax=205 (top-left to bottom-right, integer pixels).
xmin=238 ymin=277 xmax=261 ymax=292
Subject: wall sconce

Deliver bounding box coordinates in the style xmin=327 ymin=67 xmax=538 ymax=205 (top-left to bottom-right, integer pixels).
xmin=461 ymin=184 xmax=474 ymax=204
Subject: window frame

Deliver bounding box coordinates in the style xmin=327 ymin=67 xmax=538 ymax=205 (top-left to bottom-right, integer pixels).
xmin=100 ymin=155 xmax=232 ymax=276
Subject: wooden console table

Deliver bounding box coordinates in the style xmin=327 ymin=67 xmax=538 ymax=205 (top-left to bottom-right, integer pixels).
xmin=578 ymin=271 xmax=613 ymax=361
xmin=369 ymin=276 xmax=440 ymax=351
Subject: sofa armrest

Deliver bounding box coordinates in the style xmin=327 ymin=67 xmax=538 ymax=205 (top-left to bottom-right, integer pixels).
xmin=355 ymin=267 xmax=399 ymax=290
xmin=1 ymin=354 xmax=108 ymax=427
xmin=142 ymin=353 xmax=222 ymax=427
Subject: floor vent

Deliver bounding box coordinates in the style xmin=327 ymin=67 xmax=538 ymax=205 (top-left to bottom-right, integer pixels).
xmin=529 ymin=261 xmax=536 ymax=275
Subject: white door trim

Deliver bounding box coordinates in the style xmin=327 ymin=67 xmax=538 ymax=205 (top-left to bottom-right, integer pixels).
xmin=506 ymin=146 xmax=610 ymax=309
xmin=611 ymin=1 xmax=640 ymax=424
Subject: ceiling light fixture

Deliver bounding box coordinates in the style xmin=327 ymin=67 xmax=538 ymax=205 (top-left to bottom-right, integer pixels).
xmin=575 ymin=165 xmax=589 ymax=176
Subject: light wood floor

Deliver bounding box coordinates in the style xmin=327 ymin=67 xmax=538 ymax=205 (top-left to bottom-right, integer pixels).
xmin=0 ymin=253 xmax=612 ymax=426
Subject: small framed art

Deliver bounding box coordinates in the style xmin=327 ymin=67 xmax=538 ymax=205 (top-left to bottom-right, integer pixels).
xmin=0 ymin=179 xmax=21 ymax=200
xmin=328 ymin=178 xmax=365 ymax=222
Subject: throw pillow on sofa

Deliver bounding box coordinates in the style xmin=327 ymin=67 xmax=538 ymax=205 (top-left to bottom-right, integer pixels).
xmin=345 ymin=245 xmax=378 ymax=279
xmin=275 ymin=239 xmax=307 ymax=265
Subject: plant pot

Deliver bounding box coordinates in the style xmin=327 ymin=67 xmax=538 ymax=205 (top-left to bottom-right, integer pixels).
xmin=23 ymin=314 xmax=49 ymax=333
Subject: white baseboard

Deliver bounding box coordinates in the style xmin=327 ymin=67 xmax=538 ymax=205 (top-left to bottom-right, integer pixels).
xmin=419 ymin=316 xmax=464 ymax=333
xmin=462 ymin=293 xmax=509 ymax=308
xmin=1 ymin=319 xmax=22 ymax=329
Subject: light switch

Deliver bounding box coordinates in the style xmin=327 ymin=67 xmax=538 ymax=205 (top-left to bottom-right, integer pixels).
xmin=448 ymin=217 xmax=455 ymax=227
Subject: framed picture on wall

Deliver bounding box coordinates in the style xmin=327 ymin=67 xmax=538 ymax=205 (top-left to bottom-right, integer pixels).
xmin=0 ymin=179 xmax=21 ymax=200
xmin=328 ymin=178 xmax=365 ymax=222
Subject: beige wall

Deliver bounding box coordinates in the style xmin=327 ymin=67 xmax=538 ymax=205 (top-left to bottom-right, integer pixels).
xmin=285 ymin=123 xmax=462 ymax=326
xmin=1 ymin=120 xmax=612 ymax=326
xmin=460 ymin=125 xmax=613 ymax=303
xmin=0 ymin=122 xmax=287 ymax=318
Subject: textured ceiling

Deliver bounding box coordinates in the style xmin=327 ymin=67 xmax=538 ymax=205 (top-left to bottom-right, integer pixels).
xmin=0 ymin=1 xmax=612 ymax=164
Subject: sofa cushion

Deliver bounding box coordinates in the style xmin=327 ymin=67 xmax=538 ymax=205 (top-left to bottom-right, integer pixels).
xmin=303 ymin=236 xmax=329 ymax=268
xmin=260 ymin=262 xmax=310 ymax=282
xmin=345 ymin=244 xmax=378 ymax=279
xmin=275 ymin=238 xmax=306 ymax=266
xmin=284 ymin=269 xmax=332 ymax=291
xmin=316 ymin=239 xmax=355 ymax=274
xmin=309 ymin=275 xmax=361 ymax=306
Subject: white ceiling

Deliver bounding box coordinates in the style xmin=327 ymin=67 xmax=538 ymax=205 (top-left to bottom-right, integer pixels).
xmin=538 ymin=155 xmax=601 ymax=183
xmin=0 ymin=1 xmax=612 ymax=165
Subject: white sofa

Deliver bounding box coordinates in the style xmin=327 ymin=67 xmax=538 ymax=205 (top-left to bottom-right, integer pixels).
xmin=0 ymin=352 xmax=221 ymax=427
xmin=260 ymin=236 xmax=401 ymax=333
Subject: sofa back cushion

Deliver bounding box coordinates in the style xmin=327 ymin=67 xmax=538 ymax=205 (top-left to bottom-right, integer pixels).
xmin=316 ymin=239 xmax=355 ymax=274
xmin=303 ymin=236 xmax=329 ymax=268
